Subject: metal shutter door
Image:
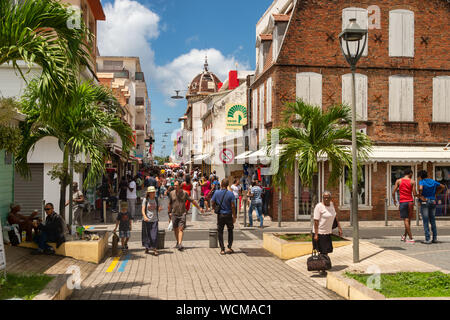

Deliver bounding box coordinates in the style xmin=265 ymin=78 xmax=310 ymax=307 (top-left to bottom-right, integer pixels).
xmin=14 ymin=164 xmax=44 ymax=216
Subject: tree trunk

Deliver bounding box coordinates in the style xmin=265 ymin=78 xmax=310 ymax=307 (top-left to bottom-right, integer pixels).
xmin=59 ymin=145 xmax=69 ymax=219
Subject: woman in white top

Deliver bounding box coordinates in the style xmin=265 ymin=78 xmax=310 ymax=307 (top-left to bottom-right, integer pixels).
xmin=230 ymin=179 xmax=241 ymax=213
xmin=312 ymin=191 xmax=342 ymax=256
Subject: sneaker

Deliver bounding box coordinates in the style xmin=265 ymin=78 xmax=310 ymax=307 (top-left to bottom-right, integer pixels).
xmin=423 ymin=240 xmax=432 ymax=244
xmin=44 ymin=247 xmax=55 ymax=255
xmin=174 ymin=243 xmax=179 ymax=249
xmin=432 ymin=239 xmax=439 ymax=244
xmin=401 ymin=235 xmax=406 ymax=242
xmin=406 ymin=238 xmax=415 ymax=243
xmin=178 ymin=245 xmax=184 ymax=251
xmin=125 ymin=244 xmax=129 ymax=250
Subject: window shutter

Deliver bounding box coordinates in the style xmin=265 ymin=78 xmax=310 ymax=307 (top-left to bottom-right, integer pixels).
xmin=389 ymin=76 xmax=414 ymax=121
xmin=433 ymin=76 xmax=450 ymax=122
xmin=389 ymin=76 xmax=401 ymax=121
xmin=296 ymin=72 xmax=322 ymax=108
xmin=267 ymin=78 xmax=272 ymax=122
xmin=252 ymin=89 xmax=258 ymax=129
xmin=403 ymin=11 xmax=414 ymax=57
xmin=390 ymin=10 xmax=414 ymax=57
xmin=389 ymin=11 xmax=403 ymax=56
xmin=342 ymin=8 xmax=368 ymax=57
xmin=342 ymin=74 xmax=368 ymax=121
xmin=259 ymin=85 xmax=264 ymax=143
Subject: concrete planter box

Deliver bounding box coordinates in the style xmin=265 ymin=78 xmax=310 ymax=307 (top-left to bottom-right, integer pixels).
xmin=19 ymin=232 xmax=109 ymax=264
xmin=263 ymin=233 xmax=351 ymax=260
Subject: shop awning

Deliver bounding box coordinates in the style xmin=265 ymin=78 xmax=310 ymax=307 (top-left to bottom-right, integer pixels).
xmin=235 ymin=151 xmax=254 ymax=160
xmin=193 ymin=154 xmax=210 ymax=161
xmin=316 ymin=146 xmax=450 ymax=163
xmin=235 ymin=145 xmax=284 ymax=161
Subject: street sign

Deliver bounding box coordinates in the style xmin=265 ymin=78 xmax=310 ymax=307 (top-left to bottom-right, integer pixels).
xmin=219 ymin=148 xmax=234 ymax=164
xmin=0 ymin=220 xmax=6 ymax=275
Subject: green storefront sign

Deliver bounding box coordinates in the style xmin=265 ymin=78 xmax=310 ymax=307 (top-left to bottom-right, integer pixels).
xmin=226 ymin=104 xmax=248 ymax=130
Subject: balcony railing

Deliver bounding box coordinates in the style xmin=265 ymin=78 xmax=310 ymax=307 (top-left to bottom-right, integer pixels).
xmin=114 ymin=70 xmax=129 ymax=78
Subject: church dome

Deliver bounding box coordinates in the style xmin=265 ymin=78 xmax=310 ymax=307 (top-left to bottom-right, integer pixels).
xmin=187 ymin=57 xmax=221 ymax=97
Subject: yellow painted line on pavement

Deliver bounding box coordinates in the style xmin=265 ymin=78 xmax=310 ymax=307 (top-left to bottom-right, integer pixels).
xmin=106 ymin=254 xmax=121 ymax=273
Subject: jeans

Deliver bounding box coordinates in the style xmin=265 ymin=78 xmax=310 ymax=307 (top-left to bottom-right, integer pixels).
xmin=248 ymin=203 xmax=263 ymax=227
xmin=421 ymin=200 xmax=437 ymax=241
xmin=33 ymin=231 xmax=52 ymax=251
xmin=127 ymin=198 xmax=137 ymax=219
xmin=217 ymin=214 xmax=234 ymax=250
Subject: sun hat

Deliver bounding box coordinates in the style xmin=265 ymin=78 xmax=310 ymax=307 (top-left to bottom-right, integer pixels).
xmin=147 ymin=186 xmax=156 ymax=193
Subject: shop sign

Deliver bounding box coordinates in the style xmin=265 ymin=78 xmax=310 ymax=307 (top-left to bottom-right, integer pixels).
xmin=226 ymin=103 xmax=247 ymax=130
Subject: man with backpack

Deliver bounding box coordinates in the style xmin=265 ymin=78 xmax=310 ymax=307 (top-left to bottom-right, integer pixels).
xmin=211 ymin=179 xmax=237 ymax=255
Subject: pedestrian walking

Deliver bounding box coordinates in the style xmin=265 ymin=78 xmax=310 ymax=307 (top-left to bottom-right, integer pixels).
xmin=99 ymin=177 xmax=110 ymax=223
xmin=182 ymin=174 xmax=193 ymax=212
xmin=65 ymin=182 xmax=84 ymax=226
xmin=212 ymin=179 xmax=237 ymax=255
xmin=127 ymin=175 xmax=137 ymax=220
xmin=312 ymin=191 xmax=342 ymax=272
xmin=247 ymin=180 xmax=264 ymax=228
xmin=118 ymin=176 xmax=128 ymax=210
xmin=135 ymin=174 xmax=144 ymax=205
xmin=392 ymin=168 xmax=419 ymax=243
xmin=200 ymin=174 xmax=211 ymax=212
xmin=418 ymin=170 xmax=445 ymax=244
xmin=192 ymin=177 xmax=201 ymax=218
xmin=142 ymin=186 xmax=161 ymax=255
xmin=230 ymin=179 xmax=241 ymax=214
xmin=167 ymin=180 xmax=204 ymax=251
xmin=113 ymin=202 xmax=132 ymax=252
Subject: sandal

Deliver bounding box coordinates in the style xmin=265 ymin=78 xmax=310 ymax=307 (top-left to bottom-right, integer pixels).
xmin=220 ymin=250 xmax=226 ymax=255
xmin=226 ymin=248 xmax=234 ymax=254
xmin=154 ymin=250 xmax=159 ymax=256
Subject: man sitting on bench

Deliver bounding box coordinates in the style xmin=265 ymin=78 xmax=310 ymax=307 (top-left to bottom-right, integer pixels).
xmin=32 ymin=203 xmax=66 ymax=255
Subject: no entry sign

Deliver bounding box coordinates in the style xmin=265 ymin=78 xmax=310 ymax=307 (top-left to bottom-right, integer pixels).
xmin=220 ymin=148 xmax=234 ymax=164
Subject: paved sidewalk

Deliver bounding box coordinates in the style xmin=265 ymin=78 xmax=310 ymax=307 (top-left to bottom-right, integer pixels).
xmin=69 ymin=237 xmax=342 ymax=300
xmin=4 ymin=245 xmax=97 ymax=282
xmin=286 ymin=241 xmax=450 ymax=289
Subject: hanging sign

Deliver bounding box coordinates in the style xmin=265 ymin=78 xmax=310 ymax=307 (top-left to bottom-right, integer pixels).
xmin=220 ymin=148 xmax=234 ymax=164
xmin=226 ymin=103 xmax=248 ymax=130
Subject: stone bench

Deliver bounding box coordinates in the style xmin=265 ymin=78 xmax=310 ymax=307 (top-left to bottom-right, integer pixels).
xmin=18 ymin=231 xmax=109 ymax=264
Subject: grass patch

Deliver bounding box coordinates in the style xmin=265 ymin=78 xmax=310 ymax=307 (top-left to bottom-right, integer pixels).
xmin=0 ymin=273 xmax=54 ymax=300
xmin=345 ymin=272 xmax=450 ymax=298
xmin=277 ymin=234 xmax=345 ymax=242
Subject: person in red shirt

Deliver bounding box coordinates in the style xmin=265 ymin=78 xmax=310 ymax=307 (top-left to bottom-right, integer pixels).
xmin=392 ymin=168 xmax=419 ymax=243
xmin=182 ymin=174 xmax=193 ymax=212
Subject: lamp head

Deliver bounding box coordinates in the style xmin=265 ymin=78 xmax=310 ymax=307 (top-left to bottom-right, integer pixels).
xmin=339 ymin=19 xmax=367 ymax=42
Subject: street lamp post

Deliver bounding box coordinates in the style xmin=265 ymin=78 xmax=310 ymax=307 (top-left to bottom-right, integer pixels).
xmin=339 ymin=18 xmax=368 ymax=263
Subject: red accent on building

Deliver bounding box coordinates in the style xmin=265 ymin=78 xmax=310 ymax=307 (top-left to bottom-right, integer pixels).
xmin=87 ymin=0 xmax=106 ymax=21
xmin=218 ymin=82 xmax=223 ymax=90
xmin=228 ymin=71 xmax=239 ymax=90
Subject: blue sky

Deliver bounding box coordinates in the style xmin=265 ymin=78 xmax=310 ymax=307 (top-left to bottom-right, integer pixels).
xmin=98 ymin=0 xmax=273 ymax=157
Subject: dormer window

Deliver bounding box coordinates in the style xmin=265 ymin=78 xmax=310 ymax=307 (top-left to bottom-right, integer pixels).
xmin=271 ymin=14 xmax=289 ymax=61
xmin=257 ymin=34 xmax=272 ymax=74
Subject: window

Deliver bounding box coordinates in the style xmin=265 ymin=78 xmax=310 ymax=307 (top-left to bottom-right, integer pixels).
xmin=103 ymin=60 xmax=123 ymax=71
xmin=389 ymin=165 xmax=414 ymax=206
xmin=252 ymin=89 xmax=258 ymax=129
xmin=389 ymin=75 xmax=414 ymax=122
xmin=342 ymin=8 xmax=369 ymax=57
xmin=259 ymin=85 xmax=265 ymax=143
xmin=267 ymin=78 xmax=273 ymax=123
xmin=433 ymin=76 xmax=450 ymax=123
xmin=340 ymin=165 xmax=370 ymax=207
xmin=342 ymin=73 xmax=368 ymax=121
xmin=434 ymin=166 xmax=450 ymax=217
xmin=273 ymin=22 xmax=288 ymax=61
xmin=389 ymin=10 xmax=414 ymax=57
xmin=296 ymin=72 xmax=322 ymax=108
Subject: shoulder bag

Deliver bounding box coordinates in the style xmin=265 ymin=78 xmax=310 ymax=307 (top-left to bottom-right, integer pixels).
xmin=214 ymin=190 xmax=227 ymax=214
xmin=307 ymin=250 xmax=332 ymax=271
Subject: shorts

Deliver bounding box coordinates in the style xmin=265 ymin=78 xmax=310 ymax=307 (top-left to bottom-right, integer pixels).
xmin=399 ymin=202 xmax=413 ymax=219
xmin=119 ymin=230 xmax=130 ymax=238
xmin=172 ymin=214 xmax=186 ymax=229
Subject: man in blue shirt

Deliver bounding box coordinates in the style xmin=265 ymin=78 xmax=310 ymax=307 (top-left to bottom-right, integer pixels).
xmin=418 ymin=170 xmax=445 ymax=244
xmin=247 ymin=180 xmax=264 ymax=228
xmin=211 ymin=179 xmax=236 ymax=255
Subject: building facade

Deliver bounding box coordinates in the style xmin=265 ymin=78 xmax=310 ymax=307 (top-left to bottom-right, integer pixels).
xmin=250 ymin=0 xmax=450 ymax=221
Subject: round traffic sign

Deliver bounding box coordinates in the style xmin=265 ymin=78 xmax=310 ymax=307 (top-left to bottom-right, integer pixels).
xmin=219 ymin=148 xmax=234 ymax=164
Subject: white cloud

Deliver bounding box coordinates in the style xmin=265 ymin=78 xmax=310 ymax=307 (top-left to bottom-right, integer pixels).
xmin=154 ymin=48 xmax=250 ymax=106
xmin=98 ymin=0 xmax=251 ymax=107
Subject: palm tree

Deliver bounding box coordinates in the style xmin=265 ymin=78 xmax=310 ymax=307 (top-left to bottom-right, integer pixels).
xmin=0 ymin=0 xmax=93 ymax=112
xmin=16 ymin=79 xmax=134 ymax=225
xmin=268 ymin=99 xmax=372 ymax=217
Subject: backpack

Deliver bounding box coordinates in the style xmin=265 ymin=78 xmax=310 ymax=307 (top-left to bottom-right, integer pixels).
xmin=8 ymin=225 xmax=21 ymax=246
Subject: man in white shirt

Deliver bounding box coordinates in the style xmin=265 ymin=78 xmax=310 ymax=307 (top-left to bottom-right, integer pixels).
xmin=127 ymin=176 xmax=137 ymax=220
